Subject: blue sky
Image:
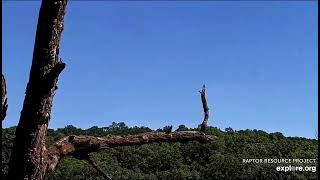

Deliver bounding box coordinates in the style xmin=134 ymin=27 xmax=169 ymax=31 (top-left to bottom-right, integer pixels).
xmin=2 ymin=1 xmax=318 ymax=138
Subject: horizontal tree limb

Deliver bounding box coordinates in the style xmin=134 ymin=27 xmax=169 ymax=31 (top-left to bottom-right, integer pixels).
xmin=46 ymin=131 xmax=218 ymax=172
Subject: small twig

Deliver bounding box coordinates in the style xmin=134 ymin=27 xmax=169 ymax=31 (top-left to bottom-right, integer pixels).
xmin=71 ymin=152 xmax=112 ymax=180
xmin=86 ymin=155 xmax=112 ymax=180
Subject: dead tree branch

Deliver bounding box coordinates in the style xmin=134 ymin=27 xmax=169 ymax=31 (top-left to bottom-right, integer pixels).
xmin=200 ymin=84 xmax=209 ymax=132
xmin=46 ymin=131 xmax=218 ymax=173
xmin=70 ymin=151 xmax=112 ymax=180
xmin=1 ymin=74 xmax=8 ymax=121
xmin=85 ymin=155 xmax=112 ymax=180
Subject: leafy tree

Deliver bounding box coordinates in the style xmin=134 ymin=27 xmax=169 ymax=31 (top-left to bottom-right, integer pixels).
xmin=176 ymin=125 xmax=189 ymax=132
xmin=2 ymin=125 xmax=318 ymax=180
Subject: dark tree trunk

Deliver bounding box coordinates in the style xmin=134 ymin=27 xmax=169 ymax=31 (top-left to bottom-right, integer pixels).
xmin=7 ymin=0 xmax=68 ymax=179
xmin=2 ymin=74 xmax=8 ymax=121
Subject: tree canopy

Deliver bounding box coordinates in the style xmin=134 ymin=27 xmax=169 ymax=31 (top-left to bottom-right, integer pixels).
xmin=2 ymin=123 xmax=318 ymax=180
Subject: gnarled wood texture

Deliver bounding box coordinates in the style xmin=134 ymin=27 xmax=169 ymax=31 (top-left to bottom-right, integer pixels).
xmin=46 ymin=131 xmax=218 ymax=173
xmin=7 ymin=0 xmax=67 ymax=179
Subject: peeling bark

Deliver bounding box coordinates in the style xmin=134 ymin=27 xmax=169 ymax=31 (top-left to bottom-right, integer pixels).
xmin=200 ymin=84 xmax=209 ymax=132
xmin=2 ymin=74 xmax=8 ymax=121
xmin=46 ymin=131 xmax=218 ymax=173
xmin=7 ymin=0 xmax=67 ymax=179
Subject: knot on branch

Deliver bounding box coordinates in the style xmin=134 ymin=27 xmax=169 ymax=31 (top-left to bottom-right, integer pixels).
xmin=199 ymin=84 xmax=206 ymax=95
xmin=39 ymin=60 xmax=65 ymax=95
xmin=44 ymin=60 xmax=65 ymax=83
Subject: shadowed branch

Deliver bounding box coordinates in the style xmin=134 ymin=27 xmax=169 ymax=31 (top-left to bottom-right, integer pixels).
xmin=1 ymin=74 xmax=8 ymax=121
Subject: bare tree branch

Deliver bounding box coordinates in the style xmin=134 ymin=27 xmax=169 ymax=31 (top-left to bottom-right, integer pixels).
xmin=85 ymin=155 xmax=112 ymax=180
xmin=70 ymin=151 xmax=112 ymax=180
xmin=46 ymin=131 xmax=217 ymax=172
xmin=200 ymin=84 xmax=209 ymax=132
xmin=2 ymin=74 xmax=8 ymax=121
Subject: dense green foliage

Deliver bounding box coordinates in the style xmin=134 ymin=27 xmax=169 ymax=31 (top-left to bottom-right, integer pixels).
xmin=2 ymin=122 xmax=318 ymax=180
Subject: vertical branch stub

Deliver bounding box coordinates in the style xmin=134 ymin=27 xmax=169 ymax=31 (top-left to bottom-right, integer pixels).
xmin=199 ymin=84 xmax=209 ymax=132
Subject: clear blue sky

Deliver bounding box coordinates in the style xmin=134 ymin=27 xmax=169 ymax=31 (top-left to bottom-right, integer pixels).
xmin=2 ymin=1 xmax=318 ymax=138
